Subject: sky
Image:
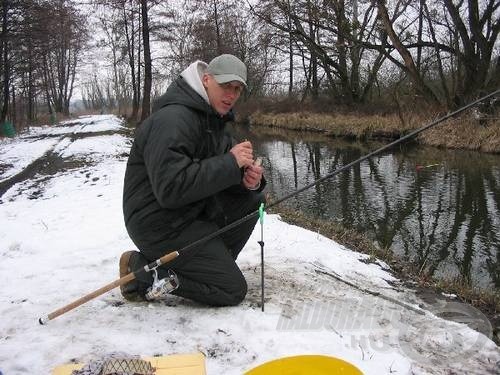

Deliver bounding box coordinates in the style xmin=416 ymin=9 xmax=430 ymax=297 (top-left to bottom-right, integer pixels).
xmin=0 ymin=115 xmax=499 ymax=374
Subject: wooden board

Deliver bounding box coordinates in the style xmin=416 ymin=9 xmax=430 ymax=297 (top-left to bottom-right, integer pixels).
xmin=52 ymin=352 xmax=206 ymax=375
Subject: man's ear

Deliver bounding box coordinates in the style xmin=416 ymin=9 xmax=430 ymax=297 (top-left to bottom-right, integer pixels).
xmin=202 ymin=73 xmax=210 ymax=89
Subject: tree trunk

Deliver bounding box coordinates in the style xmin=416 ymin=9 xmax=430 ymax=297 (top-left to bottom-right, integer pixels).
xmin=416 ymin=0 xmax=424 ymax=72
xmin=287 ymin=9 xmax=293 ymax=97
xmin=335 ymin=0 xmax=352 ymax=103
xmin=309 ymin=14 xmax=318 ymax=99
xmin=123 ymin=0 xmax=139 ymax=121
xmin=213 ymin=0 xmax=221 ymax=54
xmin=423 ymin=2 xmax=451 ymax=106
xmin=1 ymin=1 xmax=10 ymax=124
xmin=443 ymin=0 xmax=499 ymax=102
xmin=140 ymin=0 xmax=151 ymax=123
xmin=28 ymin=70 xmax=34 ymax=122
xmin=376 ymin=0 xmax=440 ymax=104
xmin=350 ymin=0 xmax=361 ymax=101
xmin=11 ymin=83 xmax=15 ymax=126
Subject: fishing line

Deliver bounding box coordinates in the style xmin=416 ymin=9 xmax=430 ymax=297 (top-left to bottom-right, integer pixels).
xmin=39 ymin=89 xmax=499 ymax=323
xmin=163 ymin=89 xmax=500 ymax=257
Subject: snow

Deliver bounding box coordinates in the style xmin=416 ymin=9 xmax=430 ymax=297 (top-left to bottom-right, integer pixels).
xmin=0 ymin=138 xmax=60 ymax=182
xmin=0 ymin=115 xmax=498 ymax=374
xmin=0 ymin=115 xmax=126 ymax=184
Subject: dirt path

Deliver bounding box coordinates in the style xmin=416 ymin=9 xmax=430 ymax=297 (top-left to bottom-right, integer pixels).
xmin=0 ymin=123 xmax=129 ymax=200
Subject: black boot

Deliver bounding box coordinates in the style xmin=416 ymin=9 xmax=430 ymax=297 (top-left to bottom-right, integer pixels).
xmin=119 ymin=250 xmax=152 ymax=302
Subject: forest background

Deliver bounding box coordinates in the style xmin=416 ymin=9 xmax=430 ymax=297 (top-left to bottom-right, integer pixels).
xmin=0 ymin=0 xmax=499 ymax=150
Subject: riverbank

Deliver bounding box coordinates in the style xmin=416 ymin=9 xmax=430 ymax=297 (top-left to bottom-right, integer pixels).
xmin=248 ymin=111 xmax=500 ymax=153
xmin=269 ymin=203 xmax=500 ymax=345
xmin=4 ymin=114 xmax=497 ymax=350
xmin=3 ymin=115 xmax=499 ymax=373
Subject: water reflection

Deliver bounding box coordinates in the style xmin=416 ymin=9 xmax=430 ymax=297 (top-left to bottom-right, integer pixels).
xmin=232 ymin=125 xmax=500 ymax=290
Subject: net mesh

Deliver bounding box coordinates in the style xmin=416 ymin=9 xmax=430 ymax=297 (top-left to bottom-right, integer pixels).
xmin=70 ymin=353 xmax=155 ymax=375
xmin=101 ymin=358 xmax=155 ymax=374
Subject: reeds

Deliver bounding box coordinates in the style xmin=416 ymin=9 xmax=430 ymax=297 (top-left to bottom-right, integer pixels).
xmin=249 ymin=111 xmax=418 ymax=139
xmin=418 ymin=116 xmax=500 ymax=153
xmin=249 ymin=111 xmax=500 ymax=153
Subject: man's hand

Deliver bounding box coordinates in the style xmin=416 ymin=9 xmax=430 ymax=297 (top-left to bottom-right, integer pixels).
xmin=230 ymin=141 xmax=254 ymax=168
xmin=243 ymin=162 xmax=263 ymax=190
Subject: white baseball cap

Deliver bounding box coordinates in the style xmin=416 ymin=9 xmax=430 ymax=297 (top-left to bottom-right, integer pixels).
xmin=207 ymin=54 xmax=247 ymax=87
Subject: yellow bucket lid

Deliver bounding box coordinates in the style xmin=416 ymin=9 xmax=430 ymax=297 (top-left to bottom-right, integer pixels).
xmin=245 ymin=354 xmax=363 ymax=375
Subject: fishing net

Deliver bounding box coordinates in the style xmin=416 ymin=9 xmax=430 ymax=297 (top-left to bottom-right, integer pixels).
xmin=71 ymin=352 xmax=155 ymax=375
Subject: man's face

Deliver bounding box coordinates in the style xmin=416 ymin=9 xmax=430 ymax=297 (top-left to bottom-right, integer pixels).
xmin=203 ymin=74 xmax=244 ymax=115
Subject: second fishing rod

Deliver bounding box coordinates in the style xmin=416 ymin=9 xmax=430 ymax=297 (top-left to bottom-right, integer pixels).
xmin=39 ymin=89 xmax=499 ymax=324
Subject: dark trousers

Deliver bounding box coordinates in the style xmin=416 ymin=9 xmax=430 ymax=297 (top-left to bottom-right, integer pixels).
xmin=140 ymin=190 xmax=265 ymax=306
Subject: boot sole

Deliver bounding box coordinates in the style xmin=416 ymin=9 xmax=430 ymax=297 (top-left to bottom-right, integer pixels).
xmin=119 ymin=250 xmax=147 ymax=302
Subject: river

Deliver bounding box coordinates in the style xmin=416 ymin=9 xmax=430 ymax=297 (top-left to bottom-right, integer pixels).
xmin=232 ymin=124 xmax=500 ymax=291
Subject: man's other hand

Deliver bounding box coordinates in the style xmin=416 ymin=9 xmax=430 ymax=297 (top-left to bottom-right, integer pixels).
xmin=243 ymin=163 xmax=263 ymax=190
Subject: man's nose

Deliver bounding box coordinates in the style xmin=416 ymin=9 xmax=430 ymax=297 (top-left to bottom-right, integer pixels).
xmin=226 ymin=89 xmax=238 ymax=100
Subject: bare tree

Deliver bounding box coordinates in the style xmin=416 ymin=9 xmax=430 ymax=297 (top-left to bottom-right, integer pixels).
xmin=38 ymin=0 xmax=87 ymax=116
xmin=1 ymin=0 xmax=86 ymax=130
xmin=121 ymin=0 xmax=142 ymax=121
xmin=252 ymin=0 xmax=387 ymax=104
xmin=153 ymin=0 xmax=276 ymax=98
xmin=441 ymin=0 xmax=499 ymax=103
xmin=0 ymin=0 xmax=33 ymax=125
xmin=375 ymin=0 xmax=440 ymax=104
xmin=0 ymin=0 xmax=12 ymax=124
xmin=139 ymin=0 xmax=152 ymax=122
xmin=370 ymin=0 xmax=498 ymax=105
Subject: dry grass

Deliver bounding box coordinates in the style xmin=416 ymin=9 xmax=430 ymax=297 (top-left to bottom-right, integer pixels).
xmin=418 ymin=116 xmax=500 ymax=153
xmin=249 ymin=111 xmax=500 ymax=154
xmin=249 ymin=111 xmax=414 ymax=139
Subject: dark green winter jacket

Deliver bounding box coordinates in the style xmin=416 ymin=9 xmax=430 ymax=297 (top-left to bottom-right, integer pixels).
xmin=123 ymin=77 xmax=245 ymax=250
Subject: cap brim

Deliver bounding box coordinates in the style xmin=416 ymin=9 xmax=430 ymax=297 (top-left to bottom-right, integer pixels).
xmin=213 ymin=74 xmax=247 ymax=87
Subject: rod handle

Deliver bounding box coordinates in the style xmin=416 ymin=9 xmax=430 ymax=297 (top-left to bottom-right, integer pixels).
xmin=39 ymin=272 xmax=136 ymax=324
xmin=39 ymin=251 xmax=180 ymax=324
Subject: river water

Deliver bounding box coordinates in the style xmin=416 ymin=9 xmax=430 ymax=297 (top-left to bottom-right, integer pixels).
xmin=232 ymin=125 xmax=500 ymax=291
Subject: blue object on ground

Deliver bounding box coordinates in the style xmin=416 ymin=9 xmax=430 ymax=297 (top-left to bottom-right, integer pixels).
xmin=2 ymin=121 xmax=15 ymax=137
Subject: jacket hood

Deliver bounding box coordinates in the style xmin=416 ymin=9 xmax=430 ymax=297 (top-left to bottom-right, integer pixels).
xmin=181 ymin=61 xmax=210 ymax=103
xmin=152 ymin=61 xmax=211 ymax=114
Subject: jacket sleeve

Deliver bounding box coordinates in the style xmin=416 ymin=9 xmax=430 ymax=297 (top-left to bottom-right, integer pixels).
xmin=142 ymin=107 xmax=242 ymax=209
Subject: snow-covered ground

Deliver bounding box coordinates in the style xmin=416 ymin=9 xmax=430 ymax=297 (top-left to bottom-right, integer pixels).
xmin=0 ymin=115 xmax=498 ymax=374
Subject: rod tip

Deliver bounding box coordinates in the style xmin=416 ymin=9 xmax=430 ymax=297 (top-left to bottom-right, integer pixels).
xmin=39 ymin=316 xmax=48 ymax=325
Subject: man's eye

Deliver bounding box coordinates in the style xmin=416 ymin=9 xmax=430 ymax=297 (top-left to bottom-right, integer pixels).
xmin=220 ymin=82 xmax=243 ymax=94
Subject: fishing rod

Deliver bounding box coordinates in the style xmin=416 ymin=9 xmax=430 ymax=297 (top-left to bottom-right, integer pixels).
xmin=39 ymin=89 xmax=499 ymax=324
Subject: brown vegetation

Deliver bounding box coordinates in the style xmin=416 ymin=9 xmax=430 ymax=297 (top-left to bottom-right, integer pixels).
xmin=418 ymin=116 xmax=500 ymax=153
xmin=247 ymin=110 xmax=500 ymax=153
xmin=249 ymin=111 xmax=416 ymax=139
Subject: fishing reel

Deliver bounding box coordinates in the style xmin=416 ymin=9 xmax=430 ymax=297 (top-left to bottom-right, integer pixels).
xmin=145 ymin=268 xmax=179 ymax=301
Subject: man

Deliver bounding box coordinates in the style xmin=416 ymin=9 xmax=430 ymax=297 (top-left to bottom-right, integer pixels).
xmin=121 ymin=54 xmax=265 ymax=306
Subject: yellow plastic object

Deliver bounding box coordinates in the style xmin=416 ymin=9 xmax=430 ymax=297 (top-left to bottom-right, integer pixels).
xmin=245 ymin=355 xmax=363 ymax=375
xmin=52 ymin=352 xmax=206 ymax=375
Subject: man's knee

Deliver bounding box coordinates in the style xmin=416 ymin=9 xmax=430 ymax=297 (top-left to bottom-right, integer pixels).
xmin=240 ymin=190 xmax=266 ymax=220
xmin=252 ymin=190 xmax=266 ymax=207
xmin=219 ymin=190 xmax=266 ymax=220
xmin=225 ymin=276 xmax=247 ymax=306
